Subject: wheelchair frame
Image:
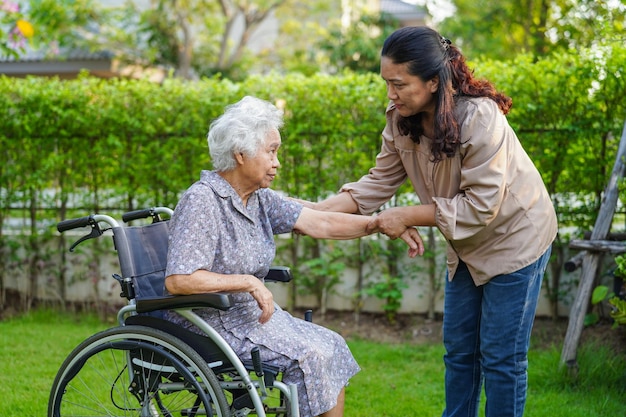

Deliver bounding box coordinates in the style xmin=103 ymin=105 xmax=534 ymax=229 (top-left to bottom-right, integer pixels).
xmin=49 ymin=206 xmax=300 ymax=417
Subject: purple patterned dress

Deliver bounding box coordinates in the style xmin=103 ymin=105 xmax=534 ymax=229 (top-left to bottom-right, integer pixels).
xmin=165 ymin=170 xmax=360 ymax=416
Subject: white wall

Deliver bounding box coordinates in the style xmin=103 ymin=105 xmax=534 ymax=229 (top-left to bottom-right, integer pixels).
xmin=1 ymin=232 xmax=585 ymax=318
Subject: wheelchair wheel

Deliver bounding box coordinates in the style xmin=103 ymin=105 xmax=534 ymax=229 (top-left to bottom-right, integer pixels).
xmin=48 ymin=325 xmax=231 ymax=417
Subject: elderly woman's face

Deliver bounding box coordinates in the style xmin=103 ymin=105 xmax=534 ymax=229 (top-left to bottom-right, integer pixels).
xmin=241 ymin=129 xmax=282 ymax=189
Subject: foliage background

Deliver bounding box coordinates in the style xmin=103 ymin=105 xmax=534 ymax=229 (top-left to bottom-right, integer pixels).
xmin=1 ymin=43 xmax=625 ymax=318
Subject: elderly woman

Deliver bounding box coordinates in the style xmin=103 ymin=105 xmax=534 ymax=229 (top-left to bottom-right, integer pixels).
xmin=164 ymin=96 xmax=421 ymax=417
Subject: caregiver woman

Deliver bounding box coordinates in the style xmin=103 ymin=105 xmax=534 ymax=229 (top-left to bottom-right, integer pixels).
xmin=305 ymin=26 xmax=558 ymax=417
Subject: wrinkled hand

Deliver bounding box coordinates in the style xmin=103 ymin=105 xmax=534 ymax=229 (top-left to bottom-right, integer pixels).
xmin=250 ymin=282 xmax=275 ymax=324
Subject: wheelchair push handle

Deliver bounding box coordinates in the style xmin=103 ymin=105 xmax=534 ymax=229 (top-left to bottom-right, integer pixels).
xmin=57 ymin=215 xmax=94 ymax=233
xmin=57 ymin=214 xmax=120 ymax=252
xmin=122 ymin=206 xmax=173 ymax=223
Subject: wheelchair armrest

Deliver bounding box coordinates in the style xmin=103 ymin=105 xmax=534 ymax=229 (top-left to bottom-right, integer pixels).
xmin=135 ymin=293 xmax=233 ymax=314
xmin=265 ymin=266 xmax=292 ymax=283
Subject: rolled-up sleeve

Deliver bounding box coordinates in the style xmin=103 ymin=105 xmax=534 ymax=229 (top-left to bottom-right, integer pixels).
xmin=433 ymin=100 xmax=509 ymax=242
xmin=341 ymin=115 xmax=408 ymax=215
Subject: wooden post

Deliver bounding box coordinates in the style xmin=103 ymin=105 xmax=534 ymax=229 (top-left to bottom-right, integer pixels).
xmin=560 ymin=120 xmax=626 ymax=367
xmin=568 ymin=240 xmax=626 ymax=253
xmin=565 ymin=233 xmax=626 ymax=271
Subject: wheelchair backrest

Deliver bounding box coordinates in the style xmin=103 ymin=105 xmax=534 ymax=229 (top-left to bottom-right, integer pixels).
xmin=112 ymin=220 xmax=170 ymax=300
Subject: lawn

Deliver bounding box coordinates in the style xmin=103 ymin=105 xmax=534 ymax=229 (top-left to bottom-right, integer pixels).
xmin=1 ymin=309 xmax=624 ymax=416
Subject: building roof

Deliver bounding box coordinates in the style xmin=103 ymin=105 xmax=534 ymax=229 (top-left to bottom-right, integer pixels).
xmin=381 ymin=0 xmax=427 ymax=22
xmin=0 ymin=48 xmax=117 ymax=78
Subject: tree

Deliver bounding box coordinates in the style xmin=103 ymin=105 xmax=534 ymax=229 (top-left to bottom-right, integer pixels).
xmin=107 ymin=0 xmax=331 ymax=80
xmin=264 ymin=1 xmax=335 ymax=75
xmin=25 ymin=0 xmax=112 ymax=55
xmin=24 ymin=0 xmax=336 ymax=80
xmin=437 ymin=0 xmax=626 ymax=60
xmin=319 ymin=11 xmax=399 ymax=74
xmin=182 ymin=0 xmax=335 ymax=79
xmin=132 ymin=0 xmax=211 ymax=79
xmin=24 ymin=0 xmax=410 ymax=80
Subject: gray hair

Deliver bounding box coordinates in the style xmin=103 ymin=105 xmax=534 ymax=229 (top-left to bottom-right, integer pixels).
xmin=207 ymin=96 xmax=284 ymax=172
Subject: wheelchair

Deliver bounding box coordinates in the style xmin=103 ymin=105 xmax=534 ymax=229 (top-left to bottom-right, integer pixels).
xmin=49 ymin=206 xmax=306 ymax=417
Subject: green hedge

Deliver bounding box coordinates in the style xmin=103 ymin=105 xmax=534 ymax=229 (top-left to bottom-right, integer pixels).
xmin=3 ymin=48 xmax=625 ymax=221
xmin=0 ymin=72 xmax=396 ymax=218
xmin=2 ymin=47 xmax=625 ymax=221
xmin=1 ymin=44 xmax=625 ymax=310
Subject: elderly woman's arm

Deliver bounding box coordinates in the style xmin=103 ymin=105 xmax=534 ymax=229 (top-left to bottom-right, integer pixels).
xmin=291 ymin=192 xmax=359 ymax=213
xmin=293 ymin=207 xmax=425 ymax=257
xmin=165 ymin=270 xmax=275 ymax=324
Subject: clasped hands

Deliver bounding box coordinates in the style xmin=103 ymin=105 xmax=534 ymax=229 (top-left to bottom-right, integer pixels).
xmin=367 ymin=207 xmax=425 ymax=259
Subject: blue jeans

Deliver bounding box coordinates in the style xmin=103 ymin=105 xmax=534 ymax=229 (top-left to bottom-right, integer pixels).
xmin=441 ymin=248 xmax=551 ymax=417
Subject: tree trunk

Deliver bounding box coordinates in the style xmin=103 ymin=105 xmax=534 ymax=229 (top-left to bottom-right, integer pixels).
xmin=27 ymin=188 xmax=39 ymax=311
xmin=288 ymin=233 xmax=300 ymax=311
xmin=174 ymin=7 xmax=195 ymax=80
xmin=353 ymin=238 xmax=364 ymax=325
xmin=548 ymin=240 xmax=564 ymax=321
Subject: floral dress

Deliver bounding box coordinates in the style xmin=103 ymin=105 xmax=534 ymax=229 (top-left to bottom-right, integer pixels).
xmin=165 ymin=170 xmax=360 ymax=417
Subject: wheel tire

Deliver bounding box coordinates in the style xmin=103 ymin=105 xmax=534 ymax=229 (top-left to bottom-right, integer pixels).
xmin=48 ymin=325 xmax=231 ymax=417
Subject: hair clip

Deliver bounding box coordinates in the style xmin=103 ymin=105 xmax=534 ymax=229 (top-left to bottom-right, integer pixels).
xmin=440 ymin=36 xmax=451 ymax=51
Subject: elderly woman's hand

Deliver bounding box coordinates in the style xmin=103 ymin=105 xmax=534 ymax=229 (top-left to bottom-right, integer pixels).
xmin=249 ymin=279 xmax=275 ymax=324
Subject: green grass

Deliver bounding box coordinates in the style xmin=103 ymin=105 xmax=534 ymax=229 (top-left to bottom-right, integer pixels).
xmin=347 ymin=338 xmax=626 ymax=416
xmin=0 ymin=309 xmax=111 ymax=416
xmin=1 ymin=310 xmax=625 ymax=416
xmin=346 ymin=339 xmax=446 ymax=416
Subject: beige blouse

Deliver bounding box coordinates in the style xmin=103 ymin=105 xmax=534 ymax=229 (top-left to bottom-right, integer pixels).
xmin=341 ymin=97 xmax=557 ymax=285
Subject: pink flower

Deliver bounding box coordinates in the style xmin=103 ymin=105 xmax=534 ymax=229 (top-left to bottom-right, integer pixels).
xmin=8 ymin=25 xmax=26 ymax=49
xmin=1 ymin=0 xmax=20 ymax=14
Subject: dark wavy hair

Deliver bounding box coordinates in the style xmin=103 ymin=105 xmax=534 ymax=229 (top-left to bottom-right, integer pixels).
xmin=381 ymin=26 xmax=512 ymax=162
